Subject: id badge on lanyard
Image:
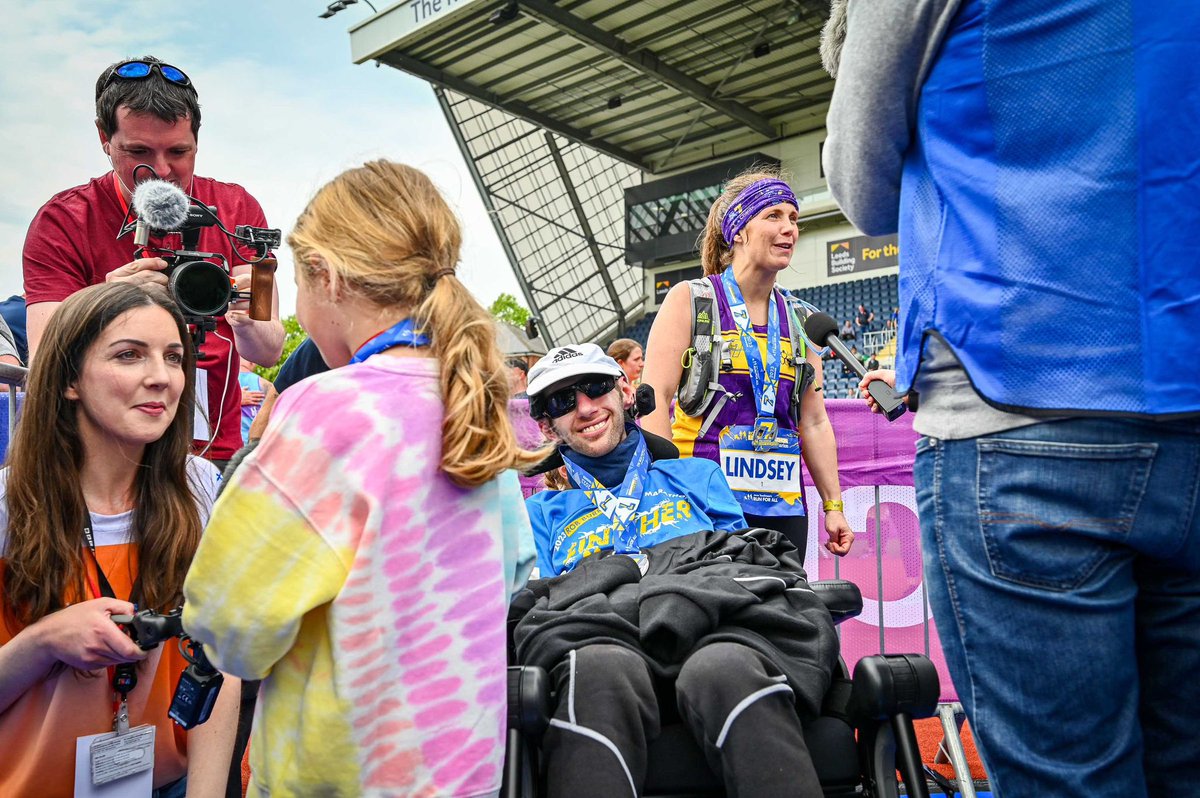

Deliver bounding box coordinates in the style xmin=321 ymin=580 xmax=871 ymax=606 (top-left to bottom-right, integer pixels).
xmin=75 ymin=527 xmax=155 ymax=796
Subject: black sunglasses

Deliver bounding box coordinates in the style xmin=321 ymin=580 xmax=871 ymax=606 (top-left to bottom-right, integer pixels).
xmin=535 ymin=377 xmax=617 ymax=419
xmin=97 ymin=61 xmax=192 ymax=100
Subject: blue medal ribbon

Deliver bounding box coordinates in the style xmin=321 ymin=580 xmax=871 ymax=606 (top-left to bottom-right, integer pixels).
xmin=720 ymin=272 xmax=783 ymax=451
xmin=561 ymin=432 xmax=651 ymax=555
xmin=350 ymin=318 xmax=430 ymax=364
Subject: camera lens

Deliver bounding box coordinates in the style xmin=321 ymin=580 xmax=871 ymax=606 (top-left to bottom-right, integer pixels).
xmin=169 ymin=260 xmax=232 ymax=317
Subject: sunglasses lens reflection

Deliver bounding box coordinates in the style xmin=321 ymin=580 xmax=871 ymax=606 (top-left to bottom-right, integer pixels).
xmin=546 ymin=378 xmax=615 ymax=418
xmin=115 ymin=62 xmax=153 ymax=79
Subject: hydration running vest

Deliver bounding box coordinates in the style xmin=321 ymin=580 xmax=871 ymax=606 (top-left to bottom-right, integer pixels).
xmin=676 ymin=277 xmax=814 ymax=439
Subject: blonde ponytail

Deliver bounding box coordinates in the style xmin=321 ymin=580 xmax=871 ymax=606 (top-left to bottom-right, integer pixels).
xmin=418 ymin=275 xmax=546 ymax=488
xmin=289 ymin=159 xmax=546 ymax=488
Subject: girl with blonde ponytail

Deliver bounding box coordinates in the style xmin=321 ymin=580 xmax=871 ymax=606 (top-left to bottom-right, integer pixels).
xmin=184 ymin=160 xmax=539 ymax=797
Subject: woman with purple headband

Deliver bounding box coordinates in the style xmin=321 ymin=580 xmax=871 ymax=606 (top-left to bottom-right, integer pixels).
xmin=643 ymin=168 xmax=854 ymax=560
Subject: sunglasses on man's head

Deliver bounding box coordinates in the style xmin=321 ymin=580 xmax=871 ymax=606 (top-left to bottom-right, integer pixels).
xmin=97 ymin=61 xmax=192 ymax=100
xmin=539 ymin=377 xmax=617 ymax=419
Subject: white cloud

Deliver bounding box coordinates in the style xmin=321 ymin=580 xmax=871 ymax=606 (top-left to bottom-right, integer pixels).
xmin=0 ymin=0 xmax=522 ymax=316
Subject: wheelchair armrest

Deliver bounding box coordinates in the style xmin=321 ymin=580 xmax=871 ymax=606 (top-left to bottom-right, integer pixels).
xmin=811 ymin=579 xmax=863 ymax=624
xmin=849 ymin=654 xmax=940 ymax=722
xmin=507 ymin=665 xmax=552 ymax=736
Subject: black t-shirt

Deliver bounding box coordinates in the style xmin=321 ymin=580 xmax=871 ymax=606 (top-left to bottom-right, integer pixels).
xmin=274 ymin=338 xmax=330 ymax=394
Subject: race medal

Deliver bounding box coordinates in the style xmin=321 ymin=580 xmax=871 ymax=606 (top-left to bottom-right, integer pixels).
xmin=751 ymin=416 xmax=780 ymax=451
xmin=719 ymin=424 xmax=805 ymax=517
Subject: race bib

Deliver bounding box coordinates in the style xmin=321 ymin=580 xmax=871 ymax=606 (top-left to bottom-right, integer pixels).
xmin=719 ymin=425 xmax=805 ymax=517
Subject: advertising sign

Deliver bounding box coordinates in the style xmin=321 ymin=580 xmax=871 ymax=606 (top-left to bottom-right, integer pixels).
xmin=827 ymin=233 xmax=899 ymax=277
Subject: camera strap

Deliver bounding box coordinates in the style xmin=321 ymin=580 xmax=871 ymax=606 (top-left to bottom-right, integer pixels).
xmin=83 ymin=524 xmax=138 ymax=728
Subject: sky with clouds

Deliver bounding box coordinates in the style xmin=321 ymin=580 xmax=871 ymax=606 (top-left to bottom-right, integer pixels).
xmin=0 ymin=0 xmax=522 ymax=316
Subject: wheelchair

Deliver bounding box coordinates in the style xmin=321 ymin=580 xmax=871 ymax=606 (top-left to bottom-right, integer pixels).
xmin=502 ymin=578 xmax=941 ymax=798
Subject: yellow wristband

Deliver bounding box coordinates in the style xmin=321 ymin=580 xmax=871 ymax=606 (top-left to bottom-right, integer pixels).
xmin=823 ymin=500 xmax=844 ymax=513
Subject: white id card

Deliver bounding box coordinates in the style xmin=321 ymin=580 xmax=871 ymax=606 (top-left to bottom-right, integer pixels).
xmin=74 ymin=725 xmax=154 ymax=796
xmin=193 ymin=366 xmax=210 ymax=441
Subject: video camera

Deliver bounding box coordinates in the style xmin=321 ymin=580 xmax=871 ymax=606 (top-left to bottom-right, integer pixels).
xmin=123 ymin=170 xmax=279 ymax=347
xmin=110 ymin=607 xmax=223 ymax=730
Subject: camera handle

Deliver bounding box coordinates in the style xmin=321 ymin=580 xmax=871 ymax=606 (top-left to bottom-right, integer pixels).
xmin=248 ymin=257 xmax=277 ymax=321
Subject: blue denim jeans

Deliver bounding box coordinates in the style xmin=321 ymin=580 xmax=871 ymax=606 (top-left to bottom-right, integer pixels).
xmin=914 ymin=417 xmax=1200 ymax=798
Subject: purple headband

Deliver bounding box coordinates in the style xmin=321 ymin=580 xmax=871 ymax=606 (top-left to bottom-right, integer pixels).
xmin=721 ymin=179 xmax=798 ymax=246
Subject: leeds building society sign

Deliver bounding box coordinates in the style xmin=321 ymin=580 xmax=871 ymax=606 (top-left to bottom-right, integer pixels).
xmin=827 ymin=233 xmax=899 ymax=277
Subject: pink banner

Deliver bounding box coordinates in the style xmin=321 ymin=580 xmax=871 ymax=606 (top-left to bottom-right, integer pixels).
xmin=802 ymin=399 xmax=956 ymax=701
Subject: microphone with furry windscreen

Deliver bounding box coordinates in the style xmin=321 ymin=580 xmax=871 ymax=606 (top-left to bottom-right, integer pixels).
xmin=131 ymin=179 xmax=191 ymax=246
xmin=803 ymin=311 xmax=907 ymax=421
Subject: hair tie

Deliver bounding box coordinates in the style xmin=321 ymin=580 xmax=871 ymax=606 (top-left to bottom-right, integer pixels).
xmin=434 ymin=268 xmax=455 ymax=281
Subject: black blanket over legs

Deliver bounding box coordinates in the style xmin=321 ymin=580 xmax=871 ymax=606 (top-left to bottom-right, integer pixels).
xmin=509 ymin=529 xmax=839 ymax=718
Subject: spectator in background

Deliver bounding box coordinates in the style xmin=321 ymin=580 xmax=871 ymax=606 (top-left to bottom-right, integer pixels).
xmin=237 ymin=359 xmax=270 ymax=445
xmin=854 ymin=303 xmax=874 ymax=332
xmin=0 ymin=296 xmax=27 ymax=364
xmin=607 ymin=337 xmax=645 ymax=384
xmin=840 ymin=318 xmax=855 ymax=341
xmin=866 ymin=353 xmax=880 ymax=372
xmin=505 ymin=356 xmax=547 ymax=498
xmin=507 ymin=356 xmax=529 ymax=397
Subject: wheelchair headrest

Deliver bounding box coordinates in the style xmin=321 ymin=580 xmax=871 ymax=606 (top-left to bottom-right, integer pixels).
xmin=522 ymin=427 xmax=680 ymax=477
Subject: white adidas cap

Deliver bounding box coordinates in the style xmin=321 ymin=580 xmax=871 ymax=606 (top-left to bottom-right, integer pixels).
xmin=526 ymin=343 xmax=625 ymax=398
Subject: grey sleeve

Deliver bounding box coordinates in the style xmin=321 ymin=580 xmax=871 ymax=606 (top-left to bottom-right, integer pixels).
xmin=0 ymin=316 xmax=18 ymax=363
xmin=822 ymin=0 xmax=963 ymax=236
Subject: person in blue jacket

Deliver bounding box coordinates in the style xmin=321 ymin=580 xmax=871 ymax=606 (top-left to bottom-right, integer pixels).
xmin=823 ymin=1 xmax=1200 ymax=795
xmin=523 ymin=343 xmax=831 ymax=798
xmin=524 ymin=343 xmax=746 ymax=576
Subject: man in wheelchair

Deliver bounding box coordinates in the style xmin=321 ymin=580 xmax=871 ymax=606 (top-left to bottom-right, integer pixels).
xmin=515 ymin=343 xmax=840 ymax=798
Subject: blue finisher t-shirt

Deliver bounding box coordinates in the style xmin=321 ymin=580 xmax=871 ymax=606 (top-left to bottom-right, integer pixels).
xmin=526 ymin=439 xmax=748 ymax=576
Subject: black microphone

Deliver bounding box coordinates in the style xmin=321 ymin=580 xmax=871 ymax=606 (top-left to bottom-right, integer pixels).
xmin=131 ymin=179 xmax=191 ymax=245
xmin=803 ymin=311 xmax=907 ymax=421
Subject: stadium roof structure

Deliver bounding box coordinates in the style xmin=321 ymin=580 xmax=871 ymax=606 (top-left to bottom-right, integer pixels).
xmin=349 ymin=0 xmax=834 ymax=345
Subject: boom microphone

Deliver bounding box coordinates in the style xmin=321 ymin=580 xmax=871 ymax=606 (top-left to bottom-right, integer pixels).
xmin=803 ymin=311 xmax=907 ymax=421
xmin=132 ymin=179 xmax=191 ymax=245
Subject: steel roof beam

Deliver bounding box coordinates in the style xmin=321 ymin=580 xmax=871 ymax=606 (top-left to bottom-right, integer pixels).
xmin=544 ymin=131 xmax=627 ymax=334
xmin=516 ymin=0 xmax=777 ymax=140
xmin=433 ymin=87 xmax=555 ymax=345
xmin=378 ymin=52 xmax=650 ymax=171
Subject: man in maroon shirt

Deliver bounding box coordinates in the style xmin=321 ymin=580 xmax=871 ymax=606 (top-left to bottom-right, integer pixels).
xmin=22 ymin=56 xmax=284 ymax=467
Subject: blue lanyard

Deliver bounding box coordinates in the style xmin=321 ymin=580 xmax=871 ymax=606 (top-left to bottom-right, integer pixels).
xmin=561 ymin=432 xmax=651 ymax=555
xmin=350 ymin=318 xmax=430 ymax=364
xmin=720 ymin=271 xmax=782 ymax=420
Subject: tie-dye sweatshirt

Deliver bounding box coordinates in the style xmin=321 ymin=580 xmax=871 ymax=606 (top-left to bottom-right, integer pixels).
xmin=183 ymin=355 xmax=534 ymax=798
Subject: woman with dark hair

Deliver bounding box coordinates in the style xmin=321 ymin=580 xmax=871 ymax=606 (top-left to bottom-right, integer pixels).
xmin=0 ymin=283 xmax=238 ymax=797
xmin=642 ymin=167 xmax=854 ymax=558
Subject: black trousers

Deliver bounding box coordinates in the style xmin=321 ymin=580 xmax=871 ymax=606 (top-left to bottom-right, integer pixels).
xmin=543 ymin=643 xmax=822 ymax=798
xmin=744 ymin=512 xmax=808 ymax=556
xmin=225 ymin=679 xmax=259 ymax=798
